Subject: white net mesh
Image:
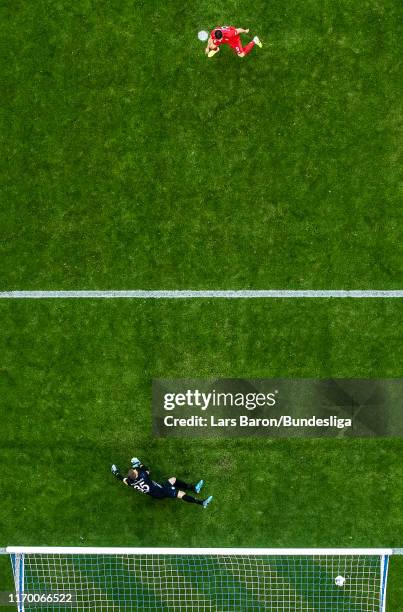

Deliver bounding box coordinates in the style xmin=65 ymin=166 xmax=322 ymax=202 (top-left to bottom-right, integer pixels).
xmin=10 ymin=551 xmax=388 ymax=611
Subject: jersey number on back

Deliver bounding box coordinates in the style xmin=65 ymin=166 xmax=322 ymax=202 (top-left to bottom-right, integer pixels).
xmin=133 ymin=480 xmax=150 ymax=494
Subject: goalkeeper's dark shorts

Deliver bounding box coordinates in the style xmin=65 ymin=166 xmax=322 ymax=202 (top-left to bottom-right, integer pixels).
xmin=149 ymin=482 xmax=178 ymax=499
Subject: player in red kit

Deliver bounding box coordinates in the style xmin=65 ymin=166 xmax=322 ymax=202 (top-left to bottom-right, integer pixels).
xmin=205 ymin=26 xmax=262 ymax=58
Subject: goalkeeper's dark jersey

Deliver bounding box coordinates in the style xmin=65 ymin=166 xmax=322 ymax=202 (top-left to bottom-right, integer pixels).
xmin=126 ymin=467 xmax=168 ymax=499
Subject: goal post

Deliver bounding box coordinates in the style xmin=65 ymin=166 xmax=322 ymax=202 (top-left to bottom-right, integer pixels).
xmin=2 ymin=547 xmax=402 ymax=611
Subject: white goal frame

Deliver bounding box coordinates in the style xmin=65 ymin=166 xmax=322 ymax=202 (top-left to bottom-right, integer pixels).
xmin=2 ymin=547 xmax=402 ymax=611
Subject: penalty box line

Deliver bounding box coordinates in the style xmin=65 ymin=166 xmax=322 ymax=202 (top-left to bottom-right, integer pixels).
xmin=0 ymin=290 xmax=402 ymax=299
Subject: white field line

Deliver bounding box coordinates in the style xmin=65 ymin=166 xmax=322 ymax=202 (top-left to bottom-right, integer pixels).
xmin=0 ymin=290 xmax=402 ymax=299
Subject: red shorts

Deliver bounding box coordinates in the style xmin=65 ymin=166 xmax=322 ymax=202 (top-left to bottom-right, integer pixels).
xmin=228 ymin=36 xmax=243 ymax=55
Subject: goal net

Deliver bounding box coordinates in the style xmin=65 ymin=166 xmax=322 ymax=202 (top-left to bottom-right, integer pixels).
xmin=4 ymin=547 xmax=397 ymax=611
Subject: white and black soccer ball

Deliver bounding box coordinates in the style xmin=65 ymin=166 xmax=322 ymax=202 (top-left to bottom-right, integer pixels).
xmin=335 ymin=575 xmax=346 ymax=587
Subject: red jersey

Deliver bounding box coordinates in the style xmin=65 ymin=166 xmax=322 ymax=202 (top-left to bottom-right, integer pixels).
xmin=210 ymin=26 xmax=238 ymax=47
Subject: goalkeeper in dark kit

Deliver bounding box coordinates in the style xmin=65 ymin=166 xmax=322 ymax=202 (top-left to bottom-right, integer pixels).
xmin=111 ymin=457 xmax=213 ymax=508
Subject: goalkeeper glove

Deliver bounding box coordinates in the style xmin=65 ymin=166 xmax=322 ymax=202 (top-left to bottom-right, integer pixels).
xmin=130 ymin=457 xmax=142 ymax=468
xmin=111 ymin=464 xmax=120 ymax=476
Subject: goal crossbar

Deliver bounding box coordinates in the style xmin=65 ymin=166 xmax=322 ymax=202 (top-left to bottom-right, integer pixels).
xmin=4 ymin=546 xmax=399 ymax=555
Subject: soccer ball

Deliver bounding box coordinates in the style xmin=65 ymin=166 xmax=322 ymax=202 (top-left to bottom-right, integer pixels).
xmin=198 ymin=30 xmax=209 ymax=42
xmin=335 ymin=576 xmax=346 ymax=587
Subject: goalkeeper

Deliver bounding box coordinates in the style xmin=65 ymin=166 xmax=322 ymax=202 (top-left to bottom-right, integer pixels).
xmin=111 ymin=458 xmax=213 ymax=508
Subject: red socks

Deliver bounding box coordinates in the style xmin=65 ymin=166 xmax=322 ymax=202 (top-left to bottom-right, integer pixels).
xmin=242 ymin=41 xmax=255 ymax=56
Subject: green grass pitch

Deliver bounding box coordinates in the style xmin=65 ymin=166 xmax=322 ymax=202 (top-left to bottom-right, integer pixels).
xmin=1 ymin=0 xmax=401 ymax=289
xmin=0 ymin=0 xmax=402 ymax=609
xmin=0 ymin=301 xmax=402 ymax=606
